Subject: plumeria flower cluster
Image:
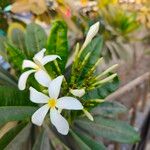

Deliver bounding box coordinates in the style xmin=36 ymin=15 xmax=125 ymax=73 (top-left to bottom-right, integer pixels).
xmin=18 ymin=21 xmax=117 ymax=135
xmin=18 ymin=48 xmax=85 ymax=135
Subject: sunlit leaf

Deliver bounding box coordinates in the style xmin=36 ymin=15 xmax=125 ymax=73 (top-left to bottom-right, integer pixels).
xmin=47 ymin=20 xmax=69 ymax=72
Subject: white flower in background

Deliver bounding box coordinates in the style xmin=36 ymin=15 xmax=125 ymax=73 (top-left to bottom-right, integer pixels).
xmin=81 ymin=21 xmax=99 ymax=51
xmin=30 ymin=75 xmax=83 ymax=135
xmin=70 ymin=88 xmax=85 ymax=97
xmin=18 ymin=48 xmax=60 ymax=90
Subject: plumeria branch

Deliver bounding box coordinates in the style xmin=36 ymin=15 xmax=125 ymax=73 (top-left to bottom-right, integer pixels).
xmin=18 ymin=21 xmax=118 ymax=135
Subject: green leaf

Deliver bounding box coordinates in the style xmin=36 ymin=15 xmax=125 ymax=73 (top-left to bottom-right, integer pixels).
xmin=75 ymin=117 xmax=140 ymax=143
xmin=84 ymin=76 xmax=119 ymax=99
xmin=70 ymin=130 xmax=91 ymax=150
xmin=7 ymin=23 xmax=26 ymax=54
xmin=47 ymin=20 xmax=69 ymax=72
xmin=25 ymin=23 xmax=47 ymax=57
xmin=75 ymin=130 xmax=106 ymax=150
xmin=0 ymin=67 xmax=17 ymax=87
xmin=0 ymin=36 xmax=7 ymax=59
xmin=0 ymin=122 xmax=28 ymax=150
xmin=79 ymin=36 xmax=103 ymax=78
xmin=91 ymin=101 xmax=127 ymax=118
xmin=5 ymin=123 xmax=32 ymax=150
xmin=0 ymin=106 xmax=36 ymax=125
xmin=6 ymin=43 xmax=25 ymax=70
xmin=43 ymin=124 xmax=70 ymax=150
xmin=32 ymin=129 xmax=51 ymax=150
xmin=111 ymin=42 xmax=129 ymax=60
xmin=0 ymin=86 xmax=34 ymax=106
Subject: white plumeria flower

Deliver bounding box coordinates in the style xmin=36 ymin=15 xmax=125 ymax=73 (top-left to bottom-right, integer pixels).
xmin=30 ymin=75 xmax=83 ymax=135
xmin=70 ymin=88 xmax=85 ymax=97
xmin=18 ymin=48 xmax=60 ymax=90
xmin=81 ymin=22 xmax=99 ymax=51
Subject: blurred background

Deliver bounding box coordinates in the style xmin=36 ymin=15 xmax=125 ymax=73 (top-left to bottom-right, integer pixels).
xmin=0 ymin=0 xmax=150 ymax=149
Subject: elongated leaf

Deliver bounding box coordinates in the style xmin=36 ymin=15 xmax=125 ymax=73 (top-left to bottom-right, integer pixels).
xmin=79 ymin=36 xmax=103 ymax=78
xmin=111 ymin=41 xmax=129 ymax=60
xmin=0 ymin=67 xmax=17 ymax=87
xmin=0 ymin=36 xmax=7 ymax=59
xmin=32 ymin=129 xmax=51 ymax=150
xmin=5 ymin=123 xmax=32 ymax=150
xmin=0 ymin=86 xmax=34 ymax=106
xmin=75 ymin=131 xmax=106 ymax=150
xmin=91 ymin=101 xmax=127 ymax=118
xmin=75 ymin=117 xmax=140 ymax=143
xmin=70 ymin=130 xmax=91 ymax=150
xmin=44 ymin=124 xmax=70 ymax=150
xmin=25 ymin=23 xmax=47 ymax=57
xmin=0 ymin=106 xmax=36 ymax=125
xmin=6 ymin=43 xmax=25 ymax=70
xmin=47 ymin=20 xmax=69 ymax=72
xmin=7 ymin=23 xmax=26 ymax=54
xmin=0 ymin=122 xmax=28 ymax=150
xmin=84 ymin=76 xmax=119 ymax=100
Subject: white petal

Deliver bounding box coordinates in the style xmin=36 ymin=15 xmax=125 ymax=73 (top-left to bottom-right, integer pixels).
xmin=41 ymin=55 xmax=61 ymax=65
xmin=33 ymin=48 xmax=46 ymax=62
xmin=32 ymin=104 xmax=49 ymax=126
xmin=50 ymin=108 xmax=69 ymax=135
xmin=48 ymin=75 xmax=64 ymax=99
xmin=81 ymin=22 xmax=99 ymax=50
xmin=18 ymin=70 xmax=36 ymax=90
xmin=22 ymin=60 xmax=38 ymax=69
xmin=70 ymin=89 xmax=85 ymax=97
xmin=29 ymin=87 xmax=49 ymax=103
xmin=56 ymin=97 xmax=83 ymax=110
xmin=34 ymin=70 xmax=51 ymax=87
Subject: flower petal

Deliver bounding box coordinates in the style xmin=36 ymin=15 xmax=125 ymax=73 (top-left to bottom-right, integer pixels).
xmin=81 ymin=22 xmax=99 ymax=50
xmin=41 ymin=55 xmax=61 ymax=65
xmin=32 ymin=104 xmax=49 ymax=126
xmin=48 ymin=75 xmax=64 ymax=99
xmin=33 ymin=48 xmax=46 ymax=62
xmin=18 ymin=70 xmax=36 ymax=90
xmin=70 ymin=88 xmax=85 ymax=97
xmin=34 ymin=70 xmax=51 ymax=87
xmin=56 ymin=97 xmax=83 ymax=110
xmin=50 ymin=108 xmax=69 ymax=135
xmin=29 ymin=87 xmax=49 ymax=103
xmin=22 ymin=60 xmax=38 ymax=69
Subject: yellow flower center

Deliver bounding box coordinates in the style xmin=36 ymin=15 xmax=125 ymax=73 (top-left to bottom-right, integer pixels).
xmin=48 ymin=98 xmax=57 ymax=108
xmin=35 ymin=65 xmax=41 ymax=71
